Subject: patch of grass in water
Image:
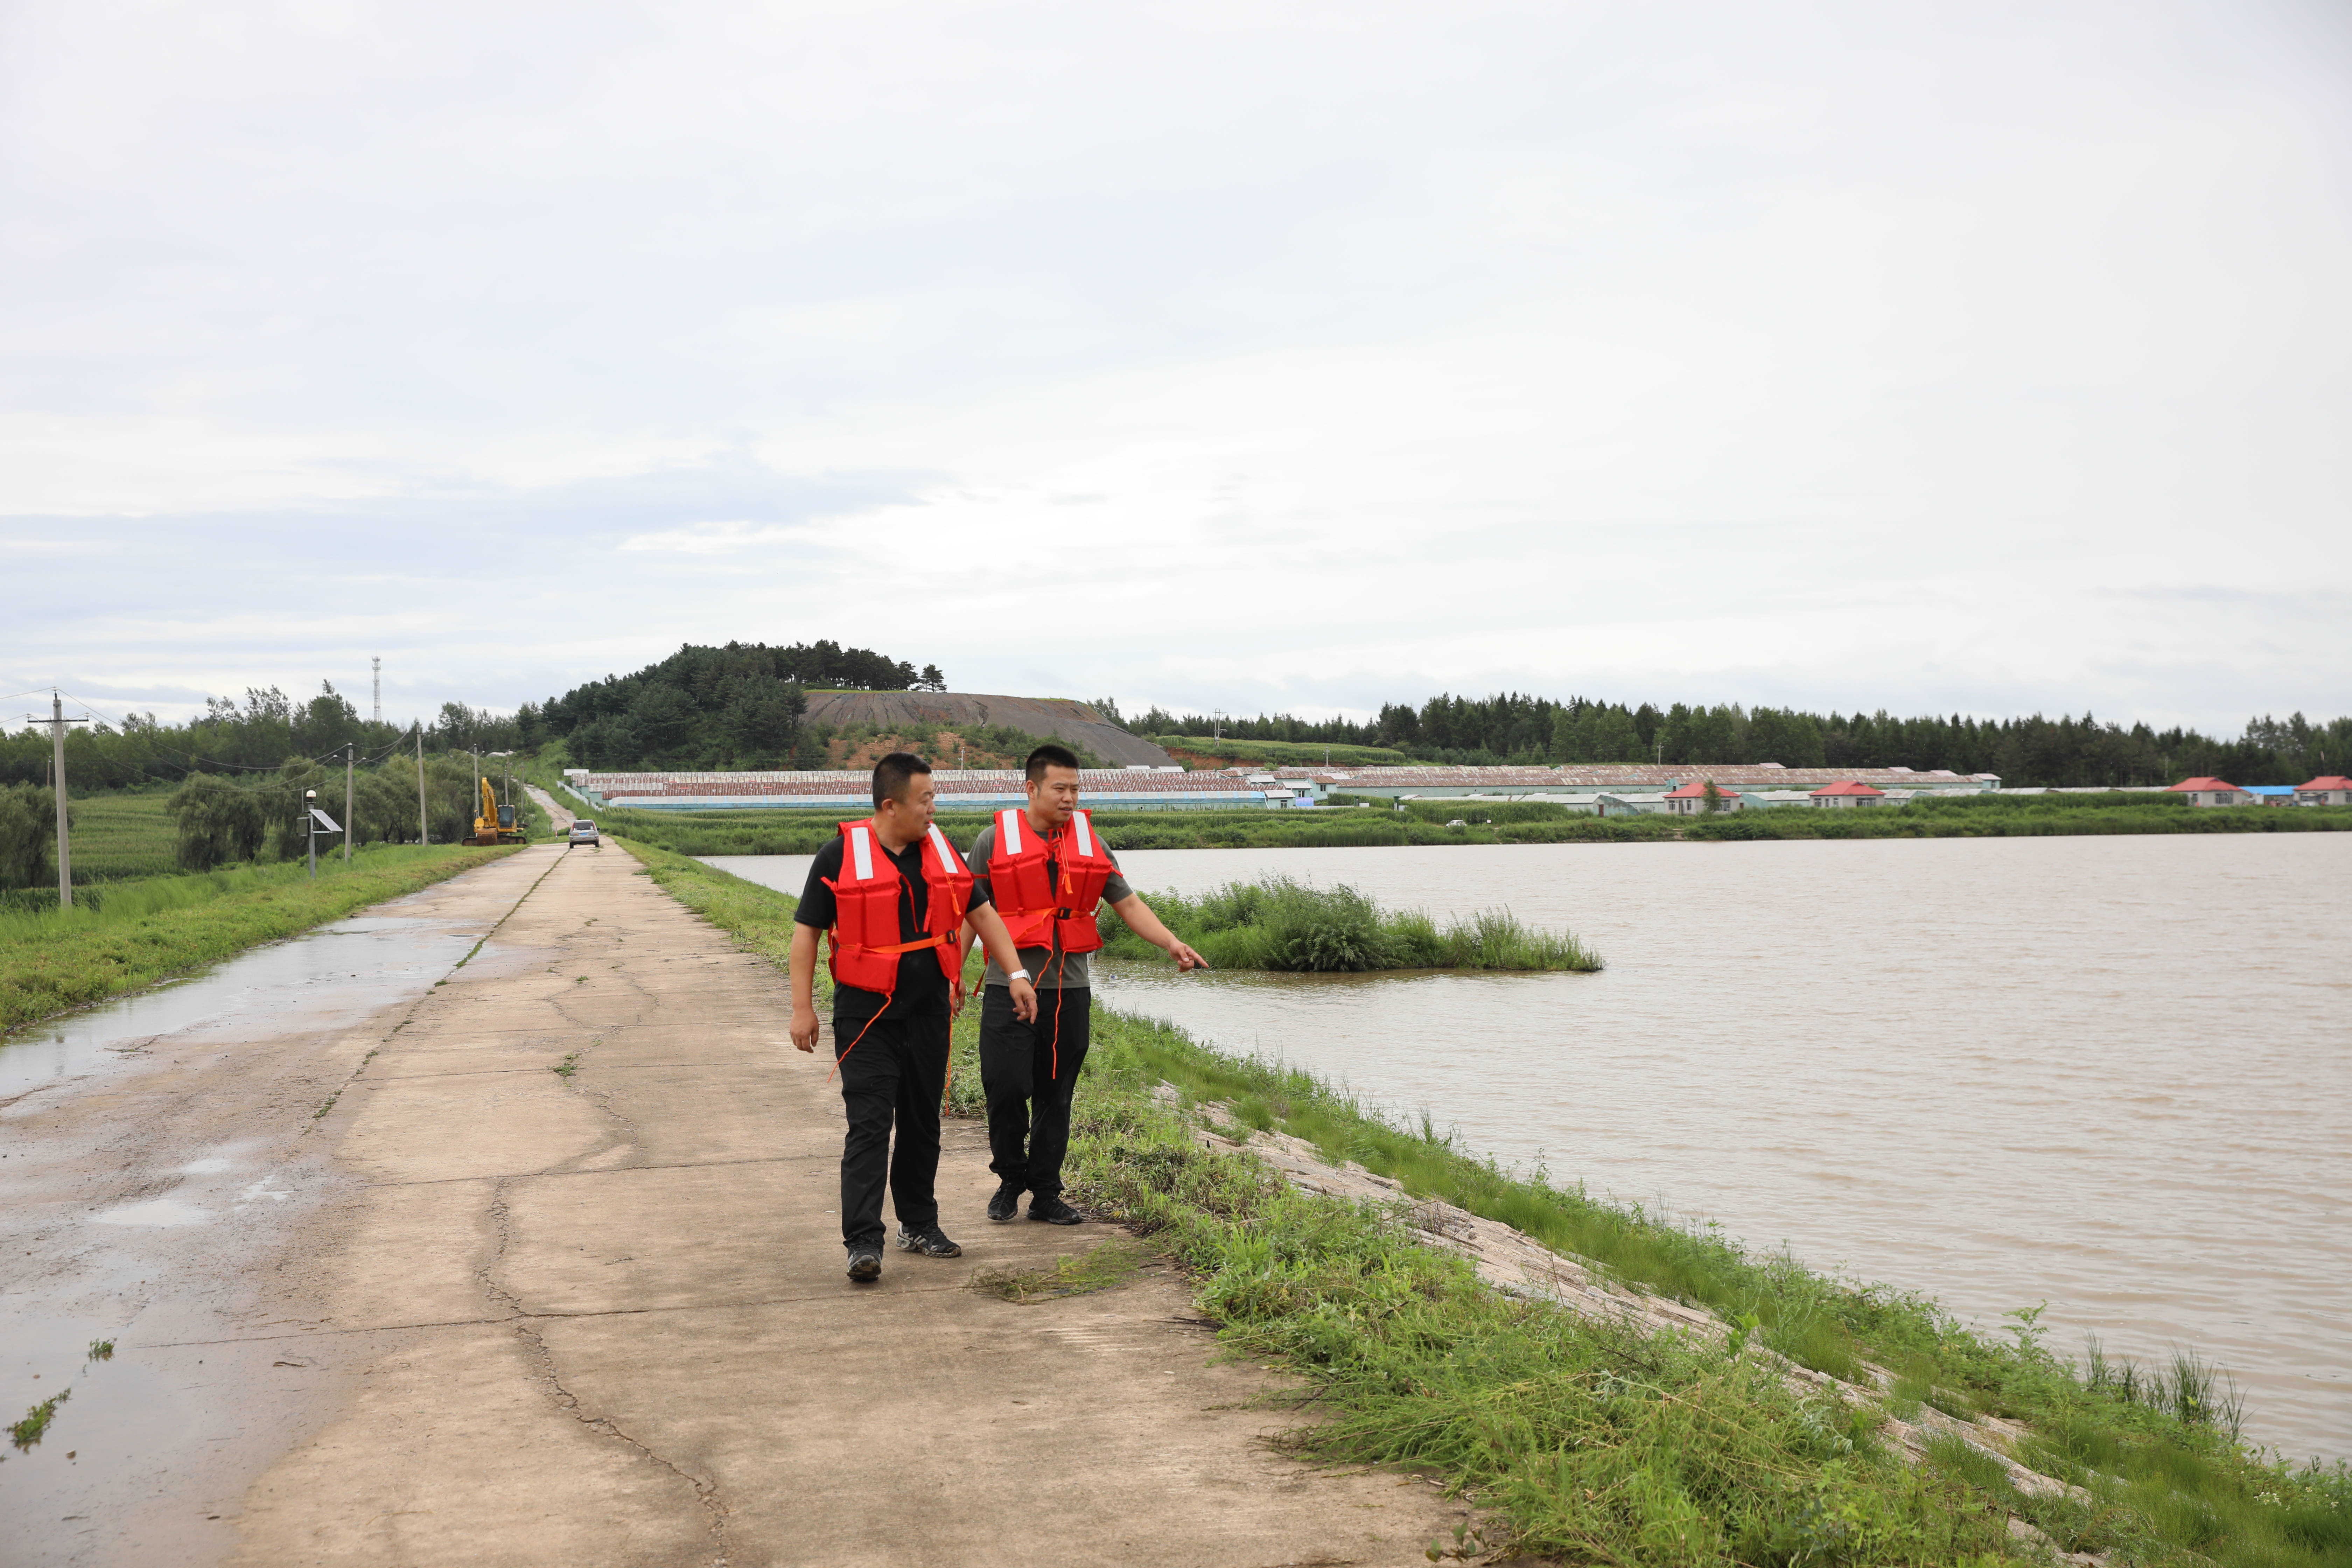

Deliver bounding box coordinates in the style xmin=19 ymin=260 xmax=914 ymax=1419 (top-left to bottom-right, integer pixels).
xmin=1098 ymin=874 xmax=1601 ymax=973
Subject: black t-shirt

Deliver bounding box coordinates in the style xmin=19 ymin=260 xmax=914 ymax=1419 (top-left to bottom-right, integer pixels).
xmin=795 ymin=835 xmax=951 ymax=1020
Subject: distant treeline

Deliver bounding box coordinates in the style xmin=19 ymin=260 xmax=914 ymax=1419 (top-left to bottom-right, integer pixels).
xmin=0 ymin=683 xmax=528 ymax=792
xmin=536 ymin=641 xmax=945 ymax=770
xmin=1122 ymin=695 xmax=2352 ymax=788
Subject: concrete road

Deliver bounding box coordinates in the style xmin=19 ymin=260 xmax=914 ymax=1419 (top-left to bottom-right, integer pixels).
xmin=4 ymin=840 xmax=1462 ymax=1567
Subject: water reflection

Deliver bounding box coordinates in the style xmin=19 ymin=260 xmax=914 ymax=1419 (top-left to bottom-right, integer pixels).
xmin=0 ymin=915 xmax=482 ymax=1103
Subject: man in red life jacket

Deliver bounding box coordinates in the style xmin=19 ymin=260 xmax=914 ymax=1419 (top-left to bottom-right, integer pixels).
xmin=790 ymin=753 xmax=1037 ymax=1283
xmin=965 ymin=744 xmax=1207 ymax=1225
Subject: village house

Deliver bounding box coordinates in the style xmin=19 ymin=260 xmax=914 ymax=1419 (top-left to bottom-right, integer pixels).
xmin=2295 ymin=775 xmax=2352 ymax=806
xmin=1662 ymin=779 xmax=1742 ymax=815
xmin=1809 ymin=780 xmax=1887 ymax=808
xmin=2169 ymin=777 xmax=2250 ymax=807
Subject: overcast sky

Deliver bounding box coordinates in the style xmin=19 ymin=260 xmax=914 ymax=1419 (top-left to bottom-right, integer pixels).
xmin=4 ymin=1 xmax=2348 ymax=735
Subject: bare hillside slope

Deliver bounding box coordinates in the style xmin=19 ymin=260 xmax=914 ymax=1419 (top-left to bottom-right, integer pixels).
xmin=802 ymin=691 xmax=1174 ymax=767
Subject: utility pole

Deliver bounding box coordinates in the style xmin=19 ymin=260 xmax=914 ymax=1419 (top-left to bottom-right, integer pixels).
xmin=372 ymin=657 xmax=382 ymax=724
xmin=344 ymin=742 xmax=355 ymax=863
xmin=38 ymin=691 xmax=90 ymax=908
xmin=415 ymin=723 xmax=429 ymax=844
xmin=471 ymin=747 xmax=480 ymax=843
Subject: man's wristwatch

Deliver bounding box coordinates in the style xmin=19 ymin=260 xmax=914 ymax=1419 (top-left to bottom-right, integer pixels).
xmin=1007 ymin=968 xmax=1031 ymax=984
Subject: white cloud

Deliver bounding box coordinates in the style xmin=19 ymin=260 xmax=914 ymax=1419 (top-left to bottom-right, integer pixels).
xmin=618 ymin=521 xmax=822 ymax=556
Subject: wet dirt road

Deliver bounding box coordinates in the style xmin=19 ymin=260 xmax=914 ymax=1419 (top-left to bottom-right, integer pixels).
xmin=2 ymin=840 xmax=1460 ymax=1567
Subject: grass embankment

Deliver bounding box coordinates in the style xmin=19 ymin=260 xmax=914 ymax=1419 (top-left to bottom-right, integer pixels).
xmin=616 ymin=841 xmax=2351 ymax=1567
xmin=1096 ymin=874 xmax=1601 ymax=972
xmin=0 ymin=844 xmax=521 ymax=1034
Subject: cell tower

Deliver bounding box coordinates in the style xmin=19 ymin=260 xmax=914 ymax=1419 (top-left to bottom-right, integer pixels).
xmin=372 ymin=656 xmax=382 ymax=723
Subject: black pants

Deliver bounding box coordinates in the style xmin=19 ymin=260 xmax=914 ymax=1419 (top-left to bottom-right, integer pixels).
xmin=979 ymin=984 xmax=1090 ymax=1197
xmin=833 ymin=1002 xmax=949 ymax=1249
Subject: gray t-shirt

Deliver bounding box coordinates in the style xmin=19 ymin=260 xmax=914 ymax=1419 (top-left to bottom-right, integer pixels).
xmin=966 ymin=819 xmax=1132 ymax=990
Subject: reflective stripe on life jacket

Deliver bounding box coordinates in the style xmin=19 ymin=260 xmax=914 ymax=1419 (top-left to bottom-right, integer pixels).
xmin=988 ymin=807 xmax=1114 ymax=956
xmin=822 ymin=818 xmax=974 ymax=994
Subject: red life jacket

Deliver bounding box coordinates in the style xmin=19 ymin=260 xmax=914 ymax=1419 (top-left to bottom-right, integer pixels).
xmin=822 ymin=819 xmax=974 ymax=995
xmin=987 ymin=807 xmax=1115 ymax=955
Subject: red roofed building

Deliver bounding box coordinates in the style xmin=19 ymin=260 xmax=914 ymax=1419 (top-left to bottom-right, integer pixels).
xmin=2295 ymin=776 xmax=2352 ymax=807
xmin=1663 ymin=779 xmax=1742 ymax=815
xmin=2169 ymin=777 xmax=2248 ymax=807
xmin=1810 ymin=780 xmax=1886 ymax=808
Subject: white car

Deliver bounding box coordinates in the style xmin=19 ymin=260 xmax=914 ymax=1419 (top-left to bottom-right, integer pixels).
xmin=567 ymin=819 xmax=600 ymax=846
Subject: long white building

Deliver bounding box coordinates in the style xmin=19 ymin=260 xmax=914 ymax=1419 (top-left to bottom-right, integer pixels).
xmin=562 ymin=762 xmax=1996 ymax=813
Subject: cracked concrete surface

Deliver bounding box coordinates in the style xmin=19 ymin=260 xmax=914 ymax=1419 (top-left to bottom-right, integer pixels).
xmin=6 ymin=841 xmax=1464 ymax=1567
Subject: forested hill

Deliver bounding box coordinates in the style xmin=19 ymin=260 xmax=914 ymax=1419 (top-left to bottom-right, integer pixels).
xmin=1125 ymin=695 xmax=2352 ymax=790
xmin=539 ymin=641 xmax=945 ymax=770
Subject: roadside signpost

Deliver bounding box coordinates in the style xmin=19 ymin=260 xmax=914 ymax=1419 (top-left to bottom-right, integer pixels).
xmin=304 ymin=793 xmax=341 ymax=879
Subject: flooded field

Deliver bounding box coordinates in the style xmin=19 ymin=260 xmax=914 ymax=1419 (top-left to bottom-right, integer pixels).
xmin=708 ymin=834 xmax=2351 ymax=1460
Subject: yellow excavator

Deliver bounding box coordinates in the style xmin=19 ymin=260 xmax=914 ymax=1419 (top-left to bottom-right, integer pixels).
xmin=469 ymin=776 xmax=528 ymax=845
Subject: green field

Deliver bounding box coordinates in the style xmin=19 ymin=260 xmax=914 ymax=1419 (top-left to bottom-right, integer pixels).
xmin=58 ymin=789 xmax=178 ymax=882
xmin=618 ymin=840 xmax=2352 ymax=1568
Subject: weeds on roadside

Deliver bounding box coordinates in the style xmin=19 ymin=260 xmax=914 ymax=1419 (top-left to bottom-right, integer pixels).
xmin=9 ymin=1388 xmax=69 ymax=1451
xmin=970 ymin=1239 xmax=1150 ymax=1303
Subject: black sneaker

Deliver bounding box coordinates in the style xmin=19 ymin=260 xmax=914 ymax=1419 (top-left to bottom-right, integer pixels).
xmin=895 ymin=1223 xmax=963 ymax=1258
xmin=846 ymin=1245 xmax=883 ymax=1282
xmin=1028 ymin=1195 xmax=1083 ymax=1226
xmin=987 ymin=1182 xmax=1024 ymax=1223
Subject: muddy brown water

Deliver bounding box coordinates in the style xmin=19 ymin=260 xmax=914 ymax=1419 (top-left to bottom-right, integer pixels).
xmin=708 ymin=835 xmax=2351 ymax=1461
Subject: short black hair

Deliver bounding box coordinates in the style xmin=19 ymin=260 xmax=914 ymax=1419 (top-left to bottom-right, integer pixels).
xmin=1024 ymin=743 xmax=1081 ymax=783
xmin=873 ymin=751 xmax=932 ymax=807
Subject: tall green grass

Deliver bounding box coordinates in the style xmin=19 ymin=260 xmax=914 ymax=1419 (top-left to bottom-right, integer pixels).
xmin=0 ymin=860 xmax=349 ymax=941
xmin=1098 ymin=874 xmax=1601 ymax=972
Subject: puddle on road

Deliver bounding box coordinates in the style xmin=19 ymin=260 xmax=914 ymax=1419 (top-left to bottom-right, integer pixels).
xmin=0 ymin=914 xmax=483 ymax=1105
xmin=1 ymin=912 xmax=495 ymax=1565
